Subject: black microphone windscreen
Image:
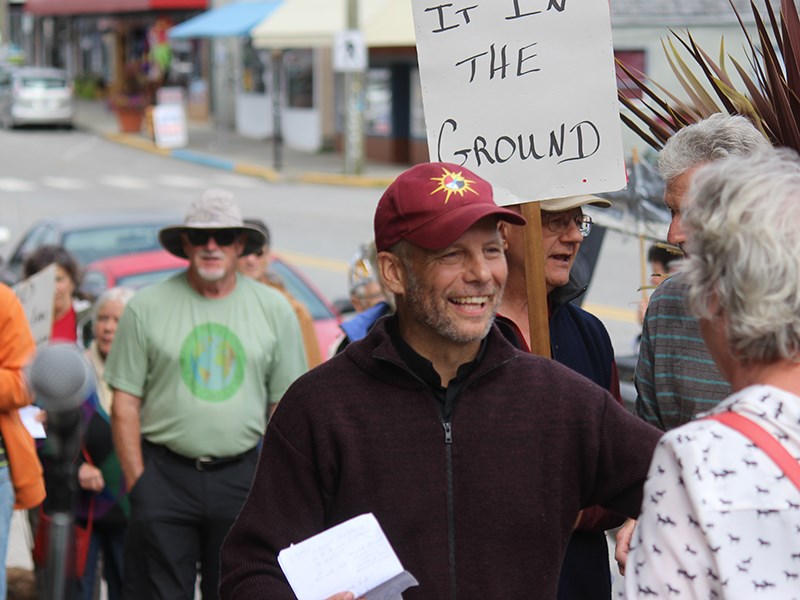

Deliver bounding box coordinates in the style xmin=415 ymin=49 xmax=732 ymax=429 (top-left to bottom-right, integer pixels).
xmin=29 ymin=344 xmax=96 ymax=413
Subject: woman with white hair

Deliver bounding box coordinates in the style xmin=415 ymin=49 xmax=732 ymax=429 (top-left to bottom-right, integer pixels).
xmin=624 ymin=148 xmax=800 ymax=598
xmin=79 ymin=286 xmax=135 ymax=600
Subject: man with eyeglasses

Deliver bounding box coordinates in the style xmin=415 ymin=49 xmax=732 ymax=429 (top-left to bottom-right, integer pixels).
xmin=498 ymin=195 xmax=624 ymax=600
xmin=104 ymin=190 xmax=307 ymax=600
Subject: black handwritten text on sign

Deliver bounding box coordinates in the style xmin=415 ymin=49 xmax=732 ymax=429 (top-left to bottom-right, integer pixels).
xmin=412 ymin=0 xmax=625 ymax=200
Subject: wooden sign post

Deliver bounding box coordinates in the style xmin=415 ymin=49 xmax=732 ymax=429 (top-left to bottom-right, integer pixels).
xmin=411 ymin=0 xmax=627 ymax=356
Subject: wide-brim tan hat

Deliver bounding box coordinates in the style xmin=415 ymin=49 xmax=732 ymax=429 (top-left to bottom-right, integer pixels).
xmin=159 ymin=189 xmax=267 ymax=258
xmin=538 ymin=194 xmax=611 ymax=211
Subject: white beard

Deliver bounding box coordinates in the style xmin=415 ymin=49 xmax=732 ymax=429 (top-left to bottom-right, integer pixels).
xmin=197 ymin=266 xmax=226 ymax=282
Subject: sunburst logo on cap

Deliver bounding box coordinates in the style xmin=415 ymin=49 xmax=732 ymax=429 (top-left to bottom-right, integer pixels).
xmin=430 ymin=167 xmax=478 ymax=204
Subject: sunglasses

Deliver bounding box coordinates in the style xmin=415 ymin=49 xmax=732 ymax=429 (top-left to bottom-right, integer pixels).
xmin=185 ymin=229 xmax=241 ymax=247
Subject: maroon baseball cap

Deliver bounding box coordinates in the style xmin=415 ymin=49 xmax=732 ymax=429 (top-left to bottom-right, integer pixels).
xmin=374 ymin=162 xmax=527 ymax=252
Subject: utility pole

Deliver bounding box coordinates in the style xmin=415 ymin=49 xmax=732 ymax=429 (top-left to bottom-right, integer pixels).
xmin=342 ymin=0 xmax=365 ymax=175
xmin=271 ymin=48 xmax=283 ymax=171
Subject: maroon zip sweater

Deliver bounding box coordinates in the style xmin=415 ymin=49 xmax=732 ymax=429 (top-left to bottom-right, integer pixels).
xmin=220 ymin=319 xmax=661 ymax=600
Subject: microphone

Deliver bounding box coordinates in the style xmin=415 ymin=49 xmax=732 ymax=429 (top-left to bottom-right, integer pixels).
xmin=29 ymin=343 xmax=96 ymax=416
xmin=29 ymin=344 xmax=95 ymax=600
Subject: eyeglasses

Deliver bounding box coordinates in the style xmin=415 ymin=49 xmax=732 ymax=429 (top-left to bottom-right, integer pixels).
xmin=185 ymin=229 xmax=241 ymax=247
xmin=541 ymin=212 xmax=593 ymax=237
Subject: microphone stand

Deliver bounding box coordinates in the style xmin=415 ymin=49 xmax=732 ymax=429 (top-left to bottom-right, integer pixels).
xmin=43 ymin=408 xmax=82 ymax=600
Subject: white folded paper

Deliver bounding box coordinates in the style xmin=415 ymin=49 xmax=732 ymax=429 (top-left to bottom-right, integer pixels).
xmin=278 ymin=513 xmax=418 ymax=600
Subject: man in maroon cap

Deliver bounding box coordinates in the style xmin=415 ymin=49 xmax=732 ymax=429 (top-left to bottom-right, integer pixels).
xmin=219 ymin=163 xmax=661 ymax=600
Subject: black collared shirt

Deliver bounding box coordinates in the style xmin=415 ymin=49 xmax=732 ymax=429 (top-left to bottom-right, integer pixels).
xmin=385 ymin=316 xmax=488 ymax=420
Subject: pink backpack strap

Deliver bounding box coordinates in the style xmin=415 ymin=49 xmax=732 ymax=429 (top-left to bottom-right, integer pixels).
xmin=707 ymin=411 xmax=800 ymax=491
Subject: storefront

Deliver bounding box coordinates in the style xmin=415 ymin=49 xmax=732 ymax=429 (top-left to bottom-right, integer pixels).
xmin=23 ymin=0 xmax=207 ymax=97
xmin=249 ymin=0 xmax=426 ymax=163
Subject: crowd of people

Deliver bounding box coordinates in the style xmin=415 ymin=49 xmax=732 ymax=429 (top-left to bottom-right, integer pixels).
xmin=0 ymin=112 xmax=797 ymax=600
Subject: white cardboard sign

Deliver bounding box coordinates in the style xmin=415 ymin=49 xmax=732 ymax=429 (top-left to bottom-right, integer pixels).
xmin=153 ymin=104 xmax=188 ymax=149
xmin=13 ymin=264 xmax=55 ymax=349
xmin=412 ymin=0 xmax=626 ymax=202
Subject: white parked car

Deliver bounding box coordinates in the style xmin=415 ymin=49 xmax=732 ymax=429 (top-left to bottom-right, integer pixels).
xmin=0 ymin=66 xmax=74 ymax=128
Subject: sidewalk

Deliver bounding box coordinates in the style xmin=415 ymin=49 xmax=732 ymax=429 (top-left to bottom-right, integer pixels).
xmin=73 ymin=98 xmax=407 ymax=188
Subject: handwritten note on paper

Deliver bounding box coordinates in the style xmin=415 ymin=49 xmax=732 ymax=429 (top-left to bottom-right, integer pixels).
xmin=278 ymin=513 xmax=419 ymax=600
xmin=411 ymin=0 xmax=626 ymax=201
xmin=19 ymin=406 xmax=46 ymax=439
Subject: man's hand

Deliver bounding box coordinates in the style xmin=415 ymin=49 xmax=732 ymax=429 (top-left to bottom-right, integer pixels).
xmin=326 ymin=594 xmax=365 ymax=600
xmin=614 ymin=518 xmax=637 ymax=576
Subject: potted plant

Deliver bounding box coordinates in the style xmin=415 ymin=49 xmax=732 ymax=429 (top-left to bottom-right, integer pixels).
xmin=109 ymin=64 xmax=151 ymax=133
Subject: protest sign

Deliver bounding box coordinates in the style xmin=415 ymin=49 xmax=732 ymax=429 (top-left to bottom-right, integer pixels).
xmin=412 ymin=0 xmax=626 ymax=202
xmin=413 ymin=0 xmax=626 ymax=355
xmin=13 ymin=264 xmax=55 ymax=348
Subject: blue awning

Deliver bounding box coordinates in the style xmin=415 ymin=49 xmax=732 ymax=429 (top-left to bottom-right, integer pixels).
xmin=169 ymin=0 xmax=283 ymax=39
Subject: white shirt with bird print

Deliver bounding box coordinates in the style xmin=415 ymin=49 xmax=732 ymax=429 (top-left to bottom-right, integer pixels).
xmin=623 ymin=384 xmax=800 ymax=599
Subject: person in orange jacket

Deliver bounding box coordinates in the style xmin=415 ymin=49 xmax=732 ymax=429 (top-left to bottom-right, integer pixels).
xmin=0 ymin=283 xmax=46 ymax=598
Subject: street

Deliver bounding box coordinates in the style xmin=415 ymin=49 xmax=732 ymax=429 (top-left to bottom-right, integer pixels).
xmin=0 ymin=126 xmax=378 ymax=306
xmin=0 ymin=126 xmax=655 ymax=354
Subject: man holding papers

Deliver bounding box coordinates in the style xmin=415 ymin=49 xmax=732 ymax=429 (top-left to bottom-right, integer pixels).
xmin=220 ymin=163 xmax=661 ymax=599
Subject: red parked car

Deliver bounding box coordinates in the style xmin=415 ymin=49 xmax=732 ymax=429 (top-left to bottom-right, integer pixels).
xmin=79 ymin=249 xmax=342 ymax=357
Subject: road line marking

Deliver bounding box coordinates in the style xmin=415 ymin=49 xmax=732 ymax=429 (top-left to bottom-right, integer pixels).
xmin=583 ymin=302 xmax=638 ymax=324
xmin=276 ymin=250 xmax=349 ymax=274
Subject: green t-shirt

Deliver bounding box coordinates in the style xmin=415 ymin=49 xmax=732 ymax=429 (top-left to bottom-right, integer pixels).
xmin=104 ymin=273 xmax=307 ymax=458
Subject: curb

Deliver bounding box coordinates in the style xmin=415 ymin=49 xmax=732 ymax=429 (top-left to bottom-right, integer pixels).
xmin=100 ymin=131 xmax=394 ymax=188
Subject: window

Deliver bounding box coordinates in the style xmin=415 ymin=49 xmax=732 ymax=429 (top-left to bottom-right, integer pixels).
xmin=365 ymin=69 xmax=392 ymax=137
xmin=410 ymin=68 xmax=426 ymax=139
xmin=615 ymin=50 xmax=646 ymax=100
xmin=241 ymin=39 xmax=268 ymax=94
xmin=284 ymin=49 xmax=313 ymax=108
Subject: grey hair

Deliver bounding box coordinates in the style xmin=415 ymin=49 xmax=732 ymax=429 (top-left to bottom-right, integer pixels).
xmin=92 ymin=286 xmax=135 ymax=320
xmin=658 ymin=113 xmax=771 ymax=182
xmin=684 ymin=148 xmax=800 ymax=363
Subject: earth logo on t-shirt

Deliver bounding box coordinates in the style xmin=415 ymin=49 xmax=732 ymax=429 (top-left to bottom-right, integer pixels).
xmin=180 ymin=322 xmax=246 ymax=402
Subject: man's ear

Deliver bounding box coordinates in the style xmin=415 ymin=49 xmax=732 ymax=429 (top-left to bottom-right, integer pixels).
xmin=377 ymin=251 xmax=406 ymax=297
xmin=498 ymin=221 xmax=510 ymax=250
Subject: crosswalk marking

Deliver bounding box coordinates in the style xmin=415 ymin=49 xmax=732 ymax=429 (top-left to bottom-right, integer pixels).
xmin=0 ymin=171 xmax=267 ymax=194
xmin=99 ymin=175 xmax=153 ymax=190
xmin=43 ymin=177 xmax=90 ymax=191
xmin=0 ymin=178 xmax=35 ymax=192
xmin=155 ymin=174 xmax=207 ymax=189
xmin=209 ymin=174 xmax=261 ymax=189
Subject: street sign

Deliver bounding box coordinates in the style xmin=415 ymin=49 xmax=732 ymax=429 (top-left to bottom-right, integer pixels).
xmin=334 ymin=30 xmax=367 ymax=73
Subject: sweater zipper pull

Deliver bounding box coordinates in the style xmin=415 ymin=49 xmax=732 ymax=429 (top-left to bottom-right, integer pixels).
xmin=443 ymin=421 xmax=452 ymax=444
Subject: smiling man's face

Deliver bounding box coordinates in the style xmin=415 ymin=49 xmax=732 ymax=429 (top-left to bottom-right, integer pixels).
xmin=395 ymin=217 xmax=507 ymax=352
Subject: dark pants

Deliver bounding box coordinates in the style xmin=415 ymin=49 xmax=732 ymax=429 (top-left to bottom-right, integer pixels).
xmin=80 ymin=525 xmax=126 ymax=600
xmin=557 ymin=530 xmax=612 ymax=600
xmin=122 ymin=442 xmax=258 ymax=600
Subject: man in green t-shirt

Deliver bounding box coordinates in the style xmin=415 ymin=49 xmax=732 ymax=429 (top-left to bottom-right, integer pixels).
xmin=105 ymin=190 xmax=307 ymax=600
